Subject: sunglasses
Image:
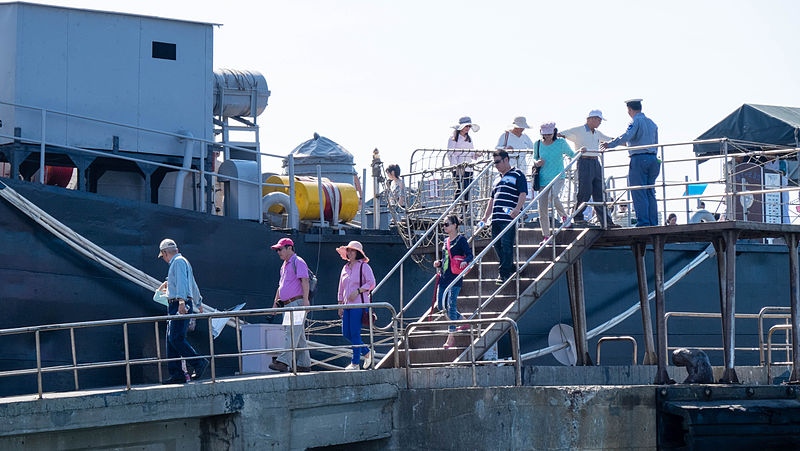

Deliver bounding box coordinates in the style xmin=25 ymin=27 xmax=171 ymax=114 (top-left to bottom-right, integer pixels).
xmin=493 ymin=159 xmax=503 ymax=165
xmin=275 ymin=247 xmax=284 ymax=252
xmin=442 ymin=222 xmax=452 ymax=227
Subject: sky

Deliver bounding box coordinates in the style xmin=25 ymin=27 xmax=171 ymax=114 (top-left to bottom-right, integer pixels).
xmin=29 ymin=0 xmax=800 ymax=211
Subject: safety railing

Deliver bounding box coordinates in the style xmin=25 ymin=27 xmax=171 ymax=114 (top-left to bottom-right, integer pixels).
xmin=0 ymin=99 xmax=301 ymax=226
xmin=403 ymin=318 xmax=521 ymax=387
xmin=596 ymin=336 xmax=638 ymax=365
xmin=664 ymin=311 xmax=792 ymax=363
xmin=0 ymin=303 xmax=397 ymax=399
xmin=371 ymin=161 xmax=494 ymax=327
xmin=599 ymin=138 xmax=800 ymax=226
xmin=766 ymin=324 xmax=793 ymax=383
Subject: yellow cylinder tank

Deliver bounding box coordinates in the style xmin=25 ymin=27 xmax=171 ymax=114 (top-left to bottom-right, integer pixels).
xmin=263 ymin=175 xmax=359 ymax=222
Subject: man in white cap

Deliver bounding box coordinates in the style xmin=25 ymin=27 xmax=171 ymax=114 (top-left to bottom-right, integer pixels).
xmin=560 ymin=110 xmax=617 ymax=227
xmin=601 ymin=99 xmax=660 ymax=227
xmin=496 ymin=116 xmax=534 ymax=175
xmin=158 ymin=238 xmax=208 ymax=384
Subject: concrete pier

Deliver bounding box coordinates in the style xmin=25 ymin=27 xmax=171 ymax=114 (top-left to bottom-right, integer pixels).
xmin=0 ymin=365 xmax=791 ymax=450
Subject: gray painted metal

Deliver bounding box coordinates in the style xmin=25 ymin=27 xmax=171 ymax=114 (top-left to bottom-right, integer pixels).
xmin=213 ymin=69 xmax=269 ymax=117
xmin=0 ymin=3 xmax=214 ymax=157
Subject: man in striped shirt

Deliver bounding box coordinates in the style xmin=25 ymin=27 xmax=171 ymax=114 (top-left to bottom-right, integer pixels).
xmin=481 ymin=149 xmax=528 ymax=284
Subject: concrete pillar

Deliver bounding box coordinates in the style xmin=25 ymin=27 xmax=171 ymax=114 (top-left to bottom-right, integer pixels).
xmin=632 ymin=242 xmax=657 ymax=365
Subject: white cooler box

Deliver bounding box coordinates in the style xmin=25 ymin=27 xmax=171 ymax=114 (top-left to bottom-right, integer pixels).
xmin=241 ymin=323 xmax=284 ymax=373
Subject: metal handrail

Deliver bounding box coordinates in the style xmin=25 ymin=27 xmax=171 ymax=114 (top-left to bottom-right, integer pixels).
xmin=767 ymin=323 xmax=793 ymax=384
xmin=664 ymin=311 xmax=792 ymax=363
xmin=371 ymin=161 xmax=493 ymax=326
xmin=759 ymin=306 xmax=792 ymax=365
xmin=0 ymin=303 xmax=398 ymax=399
xmin=0 ymin=99 xmax=297 ymax=225
xmin=596 ymin=336 xmax=638 ymax=365
xmin=403 ymin=318 xmax=521 ymax=387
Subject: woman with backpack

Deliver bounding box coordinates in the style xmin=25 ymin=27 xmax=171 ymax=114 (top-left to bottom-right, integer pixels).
xmin=433 ymin=214 xmax=474 ymax=349
xmin=336 ymin=241 xmax=376 ymax=370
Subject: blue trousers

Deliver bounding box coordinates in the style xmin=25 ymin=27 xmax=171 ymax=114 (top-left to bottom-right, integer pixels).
xmin=166 ymin=300 xmax=202 ymax=379
xmin=437 ymin=283 xmax=463 ymax=332
xmin=342 ymin=307 xmax=369 ymax=364
xmin=492 ymin=221 xmax=516 ymax=280
xmin=628 ymin=154 xmax=661 ymax=227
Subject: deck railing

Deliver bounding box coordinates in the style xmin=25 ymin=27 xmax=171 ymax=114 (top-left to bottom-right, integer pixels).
xmin=0 ymin=303 xmax=398 ymax=399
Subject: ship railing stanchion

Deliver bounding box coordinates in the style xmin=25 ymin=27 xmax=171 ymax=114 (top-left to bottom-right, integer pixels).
xmin=317 ymin=165 xmax=325 ymax=227
xmin=236 ymin=314 xmax=242 ymax=375
xmin=39 ymin=108 xmax=46 ymax=184
xmin=660 ymin=144 xmax=667 ymax=224
xmin=288 ymin=154 xmax=298 ymax=230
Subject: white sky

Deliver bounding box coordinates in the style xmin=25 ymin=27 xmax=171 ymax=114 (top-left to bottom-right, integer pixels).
xmin=33 ymin=0 xmax=800 ymax=211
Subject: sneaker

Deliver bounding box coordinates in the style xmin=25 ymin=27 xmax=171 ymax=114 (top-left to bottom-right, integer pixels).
xmin=344 ymin=363 xmax=360 ymax=371
xmin=443 ymin=335 xmax=456 ymax=349
xmin=455 ymin=324 xmax=470 ymax=332
xmin=539 ymin=235 xmax=551 ymax=246
xmin=573 ymin=219 xmax=590 ymax=227
xmin=191 ymin=359 xmax=209 ymax=380
xmin=297 ymin=366 xmax=312 ymax=373
xmin=494 ymin=276 xmax=505 ymax=286
xmin=269 ymin=360 xmax=289 ymax=372
xmin=362 ymin=351 xmax=373 ymax=369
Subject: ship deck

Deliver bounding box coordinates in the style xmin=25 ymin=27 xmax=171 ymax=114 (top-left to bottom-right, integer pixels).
xmin=594 ymin=220 xmax=800 ymax=247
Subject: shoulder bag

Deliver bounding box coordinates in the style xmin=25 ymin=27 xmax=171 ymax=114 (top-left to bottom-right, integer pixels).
xmin=532 ymin=140 xmax=542 ymax=191
xmin=447 ymin=236 xmax=467 ymax=275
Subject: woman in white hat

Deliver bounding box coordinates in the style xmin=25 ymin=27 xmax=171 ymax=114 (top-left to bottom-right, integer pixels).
xmin=533 ymin=122 xmax=575 ymax=244
xmin=336 ymin=241 xmax=376 ymax=370
xmin=447 ymin=116 xmax=480 ymax=200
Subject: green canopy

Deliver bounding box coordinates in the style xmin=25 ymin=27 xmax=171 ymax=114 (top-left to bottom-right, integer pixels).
xmin=693 ymin=104 xmax=800 ymax=155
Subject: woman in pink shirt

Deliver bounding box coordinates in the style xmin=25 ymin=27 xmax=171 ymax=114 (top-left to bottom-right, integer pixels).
xmin=336 ymin=241 xmax=376 ymax=370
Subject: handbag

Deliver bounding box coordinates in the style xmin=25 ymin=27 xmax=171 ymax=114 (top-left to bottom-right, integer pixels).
xmin=358 ymin=262 xmax=377 ymax=326
xmin=447 ymin=236 xmax=467 ymax=275
xmin=532 ymin=140 xmax=542 ymax=191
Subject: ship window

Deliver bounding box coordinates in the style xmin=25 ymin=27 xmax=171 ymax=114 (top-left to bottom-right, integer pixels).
xmin=152 ymin=41 xmax=176 ymax=60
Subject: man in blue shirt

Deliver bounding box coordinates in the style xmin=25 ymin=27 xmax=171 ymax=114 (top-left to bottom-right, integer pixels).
xmin=158 ymin=238 xmax=208 ymax=384
xmin=602 ymin=99 xmax=660 ymax=227
xmin=481 ymin=149 xmax=528 ymax=284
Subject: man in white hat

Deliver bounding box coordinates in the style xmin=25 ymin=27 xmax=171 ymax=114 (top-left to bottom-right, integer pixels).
xmin=601 ymin=99 xmax=660 ymax=227
xmin=560 ymin=110 xmax=617 ymax=227
xmin=496 ymin=116 xmax=534 ymax=176
xmin=158 ymin=238 xmax=208 ymax=384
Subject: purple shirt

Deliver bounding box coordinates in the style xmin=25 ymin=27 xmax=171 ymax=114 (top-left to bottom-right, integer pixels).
xmin=279 ymin=254 xmax=309 ymax=301
xmin=338 ymin=261 xmax=376 ymax=305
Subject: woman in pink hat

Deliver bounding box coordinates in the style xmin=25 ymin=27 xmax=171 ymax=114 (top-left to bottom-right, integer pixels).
xmin=336 ymin=241 xmax=376 ymax=370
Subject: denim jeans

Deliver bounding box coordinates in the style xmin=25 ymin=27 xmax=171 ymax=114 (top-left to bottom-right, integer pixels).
xmin=492 ymin=221 xmax=516 ymax=280
xmin=437 ymin=283 xmax=463 ymax=332
xmin=628 ymin=154 xmax=661 ymax=227
xmin=166 ymin=299 xmax=202 ymax=379
xmin=342 ymin=307 xmax=370 ymax=364
xmin=277 ymin=299 xmax=311 ymax=369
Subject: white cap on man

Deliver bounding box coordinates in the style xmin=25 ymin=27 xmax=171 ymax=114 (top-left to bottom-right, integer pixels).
xmin=157 ymin=238 xmax=178 ymax=258
xmin=587 ymin=109 xmax=606 ymax=121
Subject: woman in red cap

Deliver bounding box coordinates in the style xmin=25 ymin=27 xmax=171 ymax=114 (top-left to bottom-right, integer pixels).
xmin=336 ymin=241 xmax=376 ymax=370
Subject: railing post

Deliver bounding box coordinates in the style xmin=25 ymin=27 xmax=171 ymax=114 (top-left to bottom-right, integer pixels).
xmin=70 ymin=327 xmax=79 ymax=390
xmin=785 ymin=233 xmax=800 ymax=383
xmin=208 ymin=317 xmax=216 ymax=382
xmin=288 ymin=154 xmax=298 ymax=230
xmin=317 ymin=165 xmax=325 ymax=227
xmin=123 ymin=323 xmax=131 ymax=390
xmin=256 ymin=146 xmax=262 ymax=223
xmin=35 ymin=330 xmax=42 ymax=399
xmin=722 ymin=140 xmax=734 ymax=220
xmin=39 ymin=108 xmax=46 ymax=184
xmin=154 ymin=321 xmax=163 ymax=384
xmin=660 ymin=144 xmax=667 ymax=225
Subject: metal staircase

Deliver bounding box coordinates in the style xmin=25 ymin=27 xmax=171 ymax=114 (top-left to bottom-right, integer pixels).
xmin=375 ymin=153 xmax=602 ymax=369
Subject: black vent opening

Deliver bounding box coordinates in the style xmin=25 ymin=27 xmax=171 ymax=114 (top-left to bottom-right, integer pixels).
xmin=152 ymin=41 xmax=176 ymax=60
